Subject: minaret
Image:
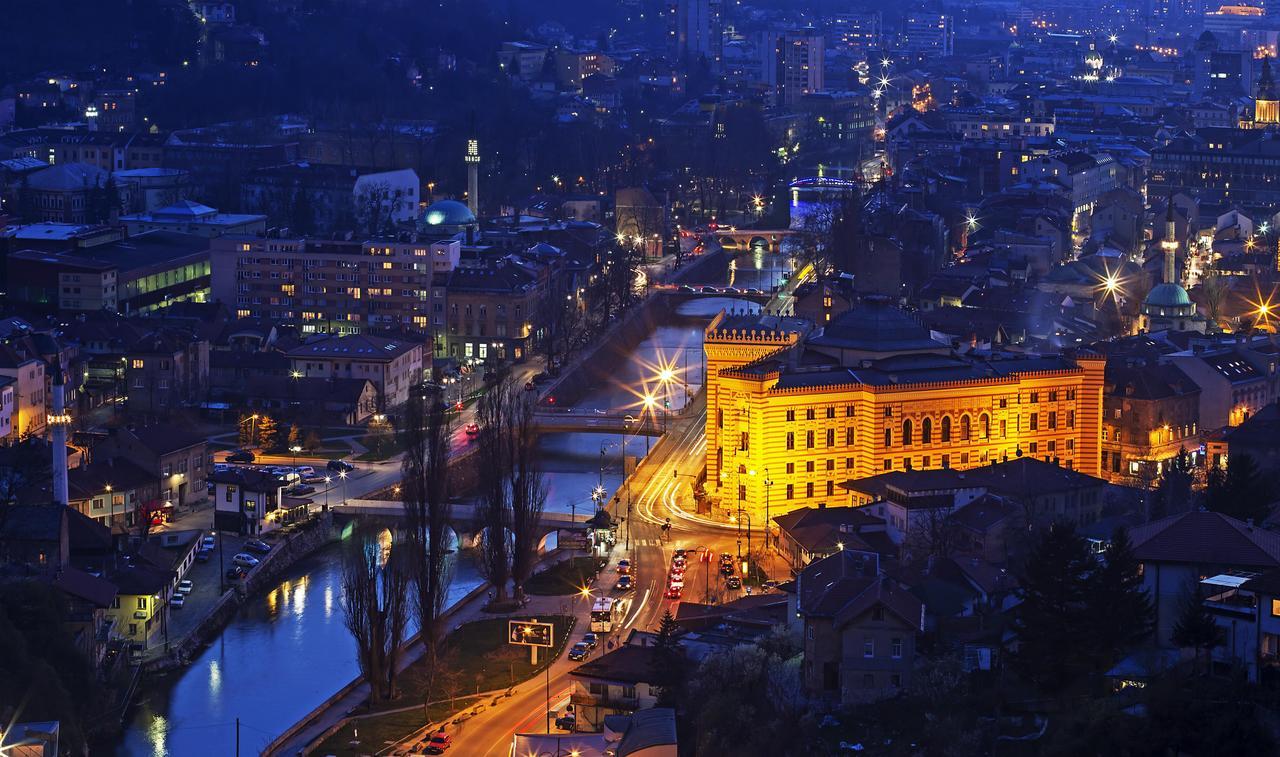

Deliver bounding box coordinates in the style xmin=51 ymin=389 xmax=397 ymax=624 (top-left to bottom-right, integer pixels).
xmin=1160 ymin=196 xmax=1178 ymax=285
xmin=49 ymin=357 xmax=69 ymax=507
xmin=464 ymin=138 xmax=480 ymax=217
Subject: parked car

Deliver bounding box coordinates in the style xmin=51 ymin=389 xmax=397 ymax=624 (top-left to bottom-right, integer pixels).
xmin=201 ymin=535 xmax=216 ymax=551
xmin=245 ymin=539 xmax=272 ymax=554
xmin=177 ymin=579 xmax=194 ymax=594
xmin=700 ymin=286 xmax=718 ymax=293
xmin=726 ymin=575 xmax=742 ymax=590
xmin=678 ymin=285 xmax=695 ymax=292
xmin=425 ymin=731 xmax=452 ymax=754
xmin=617 ymin=559 xmax=631 ymax=574
xmin=169 ymin=594 xmax=186 ymax=609
xmin=554 ymin=712 xmax=577 ymax=731
xmin=568 ymin=642 xmax=590 ymax=661
xmin=227 ymin=450 xmax=255 ymax=464
xmin=287 ymin=483 xmax=315 ymax=496
xmin=213 ymin=463 xmax=231 ymax=473
xmin=294 ymin=465 xmax=316 ymax=478
xmin=582 ymin=632 xmax=599 ymax=649
xmin=615 ymin=575 xmax=633 ymax=592
xmin=195 ymin=549 xmax=212 ymax=563
xmin=225 ymin=566 xmax=247 ymax=581
xmin=326 ymin=459 xmax=355 ymax=473
xmin=232 ymin=553 xmax=260 ymax=568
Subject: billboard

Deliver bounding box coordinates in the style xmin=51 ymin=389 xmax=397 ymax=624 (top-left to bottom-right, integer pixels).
xmin=508 ymin=619 xmax=554 ymax=648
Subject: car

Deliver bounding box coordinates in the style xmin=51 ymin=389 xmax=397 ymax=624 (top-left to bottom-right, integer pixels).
xmin=464 ymin=422 xmax=480 ymax=436
xmin=294 ymin=465 xmax=316 ymax=477
xmin=195 ymin=549 xmax=212 ymax=563
xmin=532 ymin=371 xmax=552 ymax=384
xmin=720 ymin=562 xmax=734 ymax=576
xmin=169 ymin=594 xmax=186 ymax=609
xmin=665 ymin=585 xmax=683 ymax=599
xmin=700 ymin=286 xmax=718 ymax=293
xmin=726 ymin=575 xmax=742 ymax=590
xmin=668 ymin=575 xmax=685 ymax=590
xmin=669 ymin=563 xmax=685 ymax=576
xmin=617 ymin=559 xmax=631 ymax=574
xmin=287 ymin=483 xmax=315 ymax=496
xmin=567 ymin=642 xmax=590 ymax=661
xmin=673 ymin=548 xmax=687 ymax=559
xmin=615 ymin=575 xmax=633 ymax=591
xmin=177 ymin=579 xmax=194 ymax=594
xmin=225 ymin=566 xmax=247 ymax=581
xmin=672 ymin=554 xmax=686 ymax=566
xmin=226 ymin=450 xmax=255 ymax=464
xmin=232 ymin=553 xmax=260 ymax=568
xmin=201 ymin=535 xmax=216 ymax=551
xmin=244 ymin=539 xmax=272 ymax=554
xmin=326 ymin=459 xmax=355 ymax=473
xmin=554 ymin=712 xmax=577 ymax=731
xmin=678 ymin=284 xmax=695 ymax=292
xmin=213 ymin=463 xmax=230 ymax=473
xmin=425 ymin=731 xmax=452 ymax=754
xmin=524 ymin=380 xmax=538 ymax=391
xmin=582 ymin=632 xmax=599 ymax=649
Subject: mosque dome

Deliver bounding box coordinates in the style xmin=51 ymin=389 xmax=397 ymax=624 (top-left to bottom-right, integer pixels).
xmin=419 ymin=199 xmax=476 ymax=229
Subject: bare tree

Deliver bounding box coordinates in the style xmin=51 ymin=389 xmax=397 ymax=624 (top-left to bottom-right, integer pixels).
xmin=476 ymin=381 xmax=512 ymax=604
xmin=341 ymin=527 xmax=411 ymax=704
xmin=507 ymin=382 xmax=547 ymax=604
xmin=402 ymin=383 xmax=455 ymax=653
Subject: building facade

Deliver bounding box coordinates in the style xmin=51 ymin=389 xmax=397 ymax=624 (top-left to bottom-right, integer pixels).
xmin=703 ymin=300 xmax=1106 ymax=524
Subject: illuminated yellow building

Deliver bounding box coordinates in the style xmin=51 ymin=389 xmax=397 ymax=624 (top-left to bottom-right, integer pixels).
xmin=1256 ymin=55 xmax=1280 ymax=127
xmin=703 ymin=298 xmax=1105 ymax=523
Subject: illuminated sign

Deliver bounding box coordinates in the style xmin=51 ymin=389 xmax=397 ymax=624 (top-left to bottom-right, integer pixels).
xmin=508 ymin=619 xmax=553 ymax=648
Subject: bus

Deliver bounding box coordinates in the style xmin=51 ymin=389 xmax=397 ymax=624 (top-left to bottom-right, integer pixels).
xmin=590 ymin=597 xmax=630 ymax=633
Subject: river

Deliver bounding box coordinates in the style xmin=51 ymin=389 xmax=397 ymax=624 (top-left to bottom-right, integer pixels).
xmin=115 ymin=251 xmax=786 ymax=755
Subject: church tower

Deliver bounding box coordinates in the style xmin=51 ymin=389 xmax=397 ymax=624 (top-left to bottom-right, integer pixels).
xmin=1255 ymin=55 xmax=1280 ymax=126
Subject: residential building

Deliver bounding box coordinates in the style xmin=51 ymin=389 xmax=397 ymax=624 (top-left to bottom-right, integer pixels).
xmin=1199 ymin=569 xmax=1280 ymax=682
xmin=703 ymin=298 xmax=1106 ymax=522
xmin=762 ymin=29 xmax=824 ymax=107
xmin=66 ymin=459 xmax=159 ymax=530
xmin=0 ymin=376 xmax=13 ymax=443
xmin=569 ymin=644 xmax=667 ymax=731
xmin=498 ymin=42 xmax=550 ymax=80
xmin=286 ymin=333 xmax=426 ymax=408
xmin=772 ymin=505 xmax=893 ymax=574
xmin=1150 ymin=128 xmax=1280 ymax=208
xmin=105 ymin=565 xmax=172 ymax=646
xmin=670 ymin=0 xmax=724 ymax=70
xmin=122 ymin=329 xmax=211 ymax=416
xmin=1101 ymin=359 xmax=1201 ymax=483
xmin=0 ymin=505 xmax=69 ymax=575
xmin=211 ymin=467 xmax=301 ymax=536
xmin=1131 ymin=511 xmax=1280 ymax=647
xmin=1206 ymin=400 xmax=1280 ymax=473
xmin=95 ymin=425 xmax=209 ymax=510
xmin=1021 ymin=152 xmax=1120 ymax=237
xmin=0 ymin=343 xmax=46 ymax=437
xmin=439 ymin=261 xmax=540 ymax=363
xmin=240 ymin=163 xmax=419 ymax=233
xmin=25 ymin=163 xmax=122 ymax=224
xmin=209 ymin=233 xmax=457 ymax=334
xmin=556 ymin=50 xmax=616 ymax=89
xmin=900 ymin=11 xmax=954 ymax=57
xmin=795 ymin=549 xmax=924 ymax=704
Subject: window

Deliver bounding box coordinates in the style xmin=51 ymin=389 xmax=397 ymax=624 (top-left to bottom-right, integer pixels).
xmin=826 ymin=406 xmax=835 ymax=419
xmin=862 ymin=673 xmax=874 ymax=688
xmin=941 ymin=416 xmax=951 ymax=442
xmin=846 ymin=427 xmax=855 ymax=445
xmin=786 ymin=484 xmax=794 ymax=499
xmin=136 ymin=597 xmax=147 ymax=609
xmin=921 ymin=417 xmax=932 ymax=444
xmin=1048 ymin=411 xmax=1057 ymax=429
xmin=131 ymin=359 xmax=144 ymax=369
xmin=806 ymin=409 xmax=815 ymax=420
xmin=786 ymin=409 xmax=795 ymax=421
xmin=826 ymin=428 xmax=835 ymax=447
xmin=846 ymin=405 xmax=855 ymax=417
xmin=826 ymin=480 xmax=834 ymax=496
xmin=806 ymin=461 xmax=815 ymax=473
xmin=890 ymin=674 xmax=902 ymax=688
xmin=1030 ymin=392 xmax=1039 ymax=403
xmin=1029 ymin=413 xmax=1038 ymax=431
xmin=864 ymin=638 xmax=874 ymax=658
xmin=786 ymin=462 xmax=795 ymax=474
xmin=884 ymin=428 xmax=892 ymax=448
xmin=884 ymin=407 xmax=892 ymax=418
xmin=740 ymin=432 xmax=749 ymax=451
xmin=891 ymin=637 xmax=903 ymax=658
xmin=806 ymin=482 xmax=814 ymax=498
xmin=786 ymin=432 xmax=794 ymax=450
xmin=1272 ymin=599 xmax=1280 ymax=617
xmin=902 ymin=419 xmax=913 ymax=446
xmin=806 ymin=430 xmax=815 ymax=449
xmin=981 ymin=413 xmax=990 ymax=438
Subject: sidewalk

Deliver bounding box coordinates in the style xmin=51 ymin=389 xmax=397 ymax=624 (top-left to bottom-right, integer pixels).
xmin=265 ymin=550 xmax=596 ymax=756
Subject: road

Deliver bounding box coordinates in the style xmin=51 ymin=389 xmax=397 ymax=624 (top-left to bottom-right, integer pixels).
xmin=453 ymin=394 xmax=774 ymax=755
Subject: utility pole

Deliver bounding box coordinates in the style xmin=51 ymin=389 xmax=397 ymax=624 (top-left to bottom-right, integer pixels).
xmin=235 ymin=717 xmax=240 ymax=757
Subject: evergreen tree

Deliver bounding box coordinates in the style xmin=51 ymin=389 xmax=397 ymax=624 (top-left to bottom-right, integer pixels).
xmin=1086 ymin=527 xmax=1154 ymax=670
xmin=1011 ymin=522 xmax=1098 ymax=692
xmin=1153 ymin=449 xmax=1195 ymax=519
xmin=651 ymin=610 xmax=685 ymax=706
xmin=256 ymin=414 xmax=280 ymax=451
xmin=1204 ymin=453 xmax=1275 ymax=524
xmin=1171 ymin=587 xmax=1223 ymax=674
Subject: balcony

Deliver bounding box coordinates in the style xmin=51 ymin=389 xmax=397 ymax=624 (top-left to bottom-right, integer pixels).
xmin=570 ymin=691 xmax=639 ymax=710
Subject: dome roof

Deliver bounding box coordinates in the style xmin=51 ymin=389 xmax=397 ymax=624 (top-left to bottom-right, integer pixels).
xmin=419 ymin=199 xmax=476 ymax=228
xmin=1144 ymin=283 xmax=1192 ymax=308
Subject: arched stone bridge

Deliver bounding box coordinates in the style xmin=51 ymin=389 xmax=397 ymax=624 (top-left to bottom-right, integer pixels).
xmin=332 ymin=499 xmax=592 ymax=553
xmin=712 ymin=228 xmax=799 ymax=253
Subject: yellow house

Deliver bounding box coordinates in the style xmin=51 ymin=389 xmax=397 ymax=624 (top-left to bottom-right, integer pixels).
xmin=703 ymin=298 xmax=1105 ymax=524
xmin=105 ymin=566 xmax=172 ymax=647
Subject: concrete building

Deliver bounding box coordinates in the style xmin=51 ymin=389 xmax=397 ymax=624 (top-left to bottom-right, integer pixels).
xmin=900 ymin=11 xmax=954 ymax=58
xmin=95 ymin=425 xmax=210 ymax=510
xmin=703 ymin=298 xmax=1106 ymax=521
xmin=0 ymin=343 xmax=46 ymax=438
xmin=240 ymin=163 xmax=419 ymax=233
xmin=113 ymin=167 xmax=189 ymax=213
xmin=285 ymin=333 xmax=426 ymax=409
xmin=670 ymin=0 xmax=724 ymax=70
xmin=439 ymin=260 xmax=540 ymax=363
xmin=762 ymin=29 xmax=824 ymax=107
xmin=119 ymin=200 xmax=267 ymax=238
xmin=209 ymin=233 xmax=457 ymax=334
xmin=1101 ymin=360 xmax=1200 ymax=483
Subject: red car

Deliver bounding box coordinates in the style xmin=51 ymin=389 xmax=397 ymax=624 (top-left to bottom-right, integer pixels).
xmin=665 ymin=585 xmax=682 ymax=600
xmin=425 ymin=730 xmax=452 ymax=754
xmin=464 ymin=423 xmax=480 ymax=436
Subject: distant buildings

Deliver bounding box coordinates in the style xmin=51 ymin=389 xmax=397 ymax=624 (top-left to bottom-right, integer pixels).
xmin=763 ymin=29 xmax=824 ymax=107
xmin=285 ymin=333 xmax=426 ymax=409
xmin=239 ymin=163 xmax=419 ymax=234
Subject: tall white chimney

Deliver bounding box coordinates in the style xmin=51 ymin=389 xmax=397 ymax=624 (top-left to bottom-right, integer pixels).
xmin=465 ymin=138 xmax=480 ymax=217
xmin=50 ymin=357 xmax=70 ymax=507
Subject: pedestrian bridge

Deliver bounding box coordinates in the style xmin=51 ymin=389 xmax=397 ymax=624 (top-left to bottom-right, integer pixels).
xmin=531 ymin=409 xmax=666 ymax=436
xmin=713 ymin=228 xmax=799 ymax=253
xmin=332 ymin=499 xmax=594 ymax=551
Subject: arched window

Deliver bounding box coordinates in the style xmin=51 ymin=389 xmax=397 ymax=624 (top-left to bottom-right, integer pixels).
xmin=980 ymin=413 xmax=991 ymax=439
xmin=921 ymin=418 xmax=933 ymax=444
xmin=884 ymin=428 xmax=892 ymax=448
xmin=961 ymin=415 xmax=971 ymax=442
xmin=902 ymin=419 xmax=914 ymax=446
xmin=941 ymin=416 xmax=952 ymax=442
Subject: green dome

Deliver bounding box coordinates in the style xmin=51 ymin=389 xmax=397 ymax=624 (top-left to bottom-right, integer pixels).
xmin=419 ymin=199 xmax=476 ymax=228
xmin=1145 ymin=283 xmax=1192 ymax=308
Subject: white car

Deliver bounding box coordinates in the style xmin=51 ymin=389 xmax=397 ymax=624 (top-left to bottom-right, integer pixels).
xmin=232 ymin=553 xmax=261 ymax=568
xmin=668 ymin=575 xmax=685 ymax=590
xmin=169 ymin=594 xmax=186 ymax=608
xmin=177 ymin=579 xmax=194 ymax=594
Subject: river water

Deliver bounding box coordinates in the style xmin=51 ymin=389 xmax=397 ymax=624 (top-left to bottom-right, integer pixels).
xmin=115 ymin=252 xmax=785 ymax=756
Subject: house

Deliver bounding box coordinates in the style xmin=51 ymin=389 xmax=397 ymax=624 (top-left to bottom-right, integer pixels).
xmin=0 ymin=341 xmax=46 ymax=437
xmin=569 ymin=643 xmax=667 ymax=731
xmin=118 ymin=200 xmax=266 ymax=238
xmin=50 ymin=566 xmax=119 ymax=668
xmin=67 ymin=458 xmax=158 ymax=530
xmin=0 ymin=376 xmax=14 ymax=443
xmin=123 ymin=328 xmax=211 ymax=415
xmin=1198 ymin=568 xmax=1280 ymax=682
xmin=0 ymin=505 xmax=68 ymax=576
xmin=95 ymin=424 xmax=209 ymax=512
xmin=772 ymin=505 xmax=892 ymax=574
xmin=232 ymin=376 xmax=379 ymax=425
xmin=794 ymin=549 xmax=924 ymax=704
xmin=1206 ymin=400 xmax=1280 ymax=474
xmin=105 ymin=564 xmax=173 ymax=646
xmin=286 ymin=333 xmax=425 ymax=409
xmin=211 ymin=467 xmax=299 ymax=535
xmin=1131 ymin=511 xmax=1280 ymax=647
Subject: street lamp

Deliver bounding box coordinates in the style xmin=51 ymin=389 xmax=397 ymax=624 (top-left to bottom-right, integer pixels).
xmin=323 ymin=475 xmax=332 ymax=511
xmin=289 ymin=445 xmax=302 ymax=467
xmin=763 ymin=469 xmax=774 ymax=574
xmin=338 ymin=470 xmax=348 ymax=506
